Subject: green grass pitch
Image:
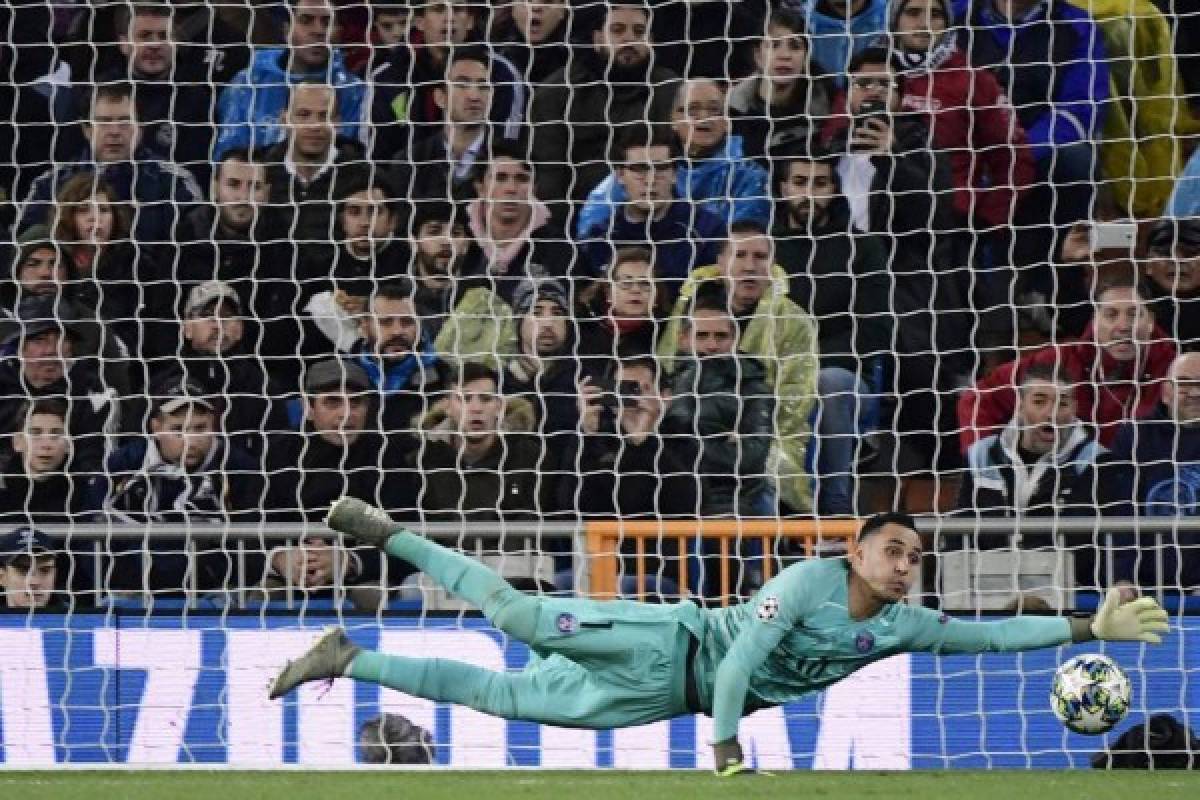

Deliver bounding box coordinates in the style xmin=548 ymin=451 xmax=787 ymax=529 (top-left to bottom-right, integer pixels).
xmin=1 ymin=771 xmax=1195 ymax=800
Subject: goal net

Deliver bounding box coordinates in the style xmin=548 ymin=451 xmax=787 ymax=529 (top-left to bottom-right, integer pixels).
xmin=0 ymin=0 xmax=1196 ymax=768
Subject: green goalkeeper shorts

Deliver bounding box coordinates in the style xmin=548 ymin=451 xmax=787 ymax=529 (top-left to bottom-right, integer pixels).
xmin=503 ymin=597 xmax=699 ymax=729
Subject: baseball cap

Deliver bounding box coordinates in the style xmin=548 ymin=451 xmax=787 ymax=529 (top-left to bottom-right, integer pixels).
xmin=305 ymin=358 xmax=371 ymax=393
xmin=511 ymin=277 xmax=570 ymax=318
xmin=185 ymin=280 xmax=243 ymax=316
xmin=0 ymin=296 xmax=99 ymax=353
xmin=1147 ymin=218 xmax=1200 ymax=256
xmin=0 ymin=526 xmax=53 ymax=565
xmin=152 ymin=374 xmax=215 ymax=416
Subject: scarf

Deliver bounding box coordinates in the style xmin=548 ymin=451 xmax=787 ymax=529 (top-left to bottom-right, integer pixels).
xmin=889 ymin=0 xmax=959 ymax=73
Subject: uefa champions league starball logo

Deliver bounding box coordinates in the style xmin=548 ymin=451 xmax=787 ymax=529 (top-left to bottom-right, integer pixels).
xmin=756 ymin=596 xmax=780 ymax=622
xmin=855 ymin=631 xmax=876 ymax=653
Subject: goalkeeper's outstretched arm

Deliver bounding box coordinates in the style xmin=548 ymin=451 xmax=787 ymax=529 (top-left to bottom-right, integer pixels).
xmin=899 ymin=588 xmax=1170 ymax=655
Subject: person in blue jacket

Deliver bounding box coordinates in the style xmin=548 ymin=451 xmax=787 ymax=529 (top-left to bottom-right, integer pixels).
xmin=576 ymin=79 xmax=770 ymax=234
xmin=785 ymin=0 xmax=888 ymax=78
xmin=575 ymin=126 xmax=725 ymax=289
xmin=951 ymin=0 xmax=1108 ymax=221
xmin=1165 ymin=148 xmax=1200 ymax=218
xmin=214 ymin=0 xmax=367 ymax=159
xmin=1103 ymin=352 xmax=1200 ymax=596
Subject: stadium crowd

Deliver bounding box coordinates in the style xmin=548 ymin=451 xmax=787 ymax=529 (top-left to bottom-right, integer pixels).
xmin=0 ymin=0 xmax=1198 ymax=609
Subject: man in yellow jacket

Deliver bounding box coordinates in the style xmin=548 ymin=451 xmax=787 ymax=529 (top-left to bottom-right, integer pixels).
xmin=658 ymin=221 xmax=819 ymax=513
xmin=1069 ymin=0 xmax=1200 ymax=216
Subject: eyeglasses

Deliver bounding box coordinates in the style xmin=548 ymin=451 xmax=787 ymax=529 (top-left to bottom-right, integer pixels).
xmin=623 ymin=161 xmax=677 ymax=175
xmin=851 ymin=76 xmax=897 ymax=90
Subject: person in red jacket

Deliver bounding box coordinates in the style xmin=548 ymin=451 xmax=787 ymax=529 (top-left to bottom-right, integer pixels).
xmin=888 ymin=0 xmax=1035 ymax=232
xmin=958 ymin=279 xmax=1178 ymax=453
xmin=888 ymin=0 xmax=1036 ymax=354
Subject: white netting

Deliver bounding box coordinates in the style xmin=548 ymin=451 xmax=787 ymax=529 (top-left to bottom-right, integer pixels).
xmin=0 ymin=0 xmax=1195 ymax=768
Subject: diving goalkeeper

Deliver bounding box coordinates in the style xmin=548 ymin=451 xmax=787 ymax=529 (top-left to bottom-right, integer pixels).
xmin=269 ymin=500 xmax=1169 ymax=775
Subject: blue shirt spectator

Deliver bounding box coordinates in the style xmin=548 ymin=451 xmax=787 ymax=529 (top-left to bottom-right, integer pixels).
xmin=214 ymin=0 xmax=367 ymax=159
xmin=951 ymin=0 xmax=1109 ymax=163
xmin=785 ymin=0 xmax=888 ymax=77
xmin=1166 ymin=148 xmax=1200 ymax=218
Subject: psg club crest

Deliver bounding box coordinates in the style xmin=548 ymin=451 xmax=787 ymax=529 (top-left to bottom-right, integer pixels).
xmin=854 ymin=631 xmax=875 ymax=654
xmin=556 ymin=613 xmax=578 ymax=634
xmin=756 ymin=596 xmax=780 ymax=622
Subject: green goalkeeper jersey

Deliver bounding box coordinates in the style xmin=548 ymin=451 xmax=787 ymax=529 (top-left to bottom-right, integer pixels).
xmin=688 ymin=557 xmax=1074 ymax=741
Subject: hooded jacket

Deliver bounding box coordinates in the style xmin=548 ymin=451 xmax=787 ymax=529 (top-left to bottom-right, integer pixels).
xmin=658 ymin=264 xmax=819 ymax=512
xmin=214 ymin=48 xmax=367 ymax=159
xmin=958 ymin=419 xmax=1104 ymax=522
xmin=957 ymin=324 xmax=1177 ymax=452
xmin=575 ymin=135 xmax=771 ymax=232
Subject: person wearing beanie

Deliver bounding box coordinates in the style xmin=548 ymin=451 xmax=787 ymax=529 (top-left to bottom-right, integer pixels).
xmin=1143 ymin=217 xmax=1200 ymax=350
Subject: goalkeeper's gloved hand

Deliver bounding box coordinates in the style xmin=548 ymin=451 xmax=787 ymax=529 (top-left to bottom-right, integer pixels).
xmin=712 ymin=738 xmax=752 ymax=777
xmin=1090 ymin=588 xmax=1170 ymax=644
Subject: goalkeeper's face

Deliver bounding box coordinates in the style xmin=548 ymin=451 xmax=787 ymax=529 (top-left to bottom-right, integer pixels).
xmin=851 ymin=523 xmax=921 ymax=603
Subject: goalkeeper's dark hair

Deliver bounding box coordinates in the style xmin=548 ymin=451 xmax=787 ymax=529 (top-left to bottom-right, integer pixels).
xmin=858 ymin=512 xmax=919 ymax=542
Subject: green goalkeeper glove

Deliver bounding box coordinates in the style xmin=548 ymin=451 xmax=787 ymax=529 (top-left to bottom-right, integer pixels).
xmin=1090 ymin=588 xmax=1170 ymax=644
xmin=712 ymin=738 xmax=752 ymax=777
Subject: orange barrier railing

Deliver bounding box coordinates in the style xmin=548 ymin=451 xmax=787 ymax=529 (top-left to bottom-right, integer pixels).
xmin=584 ymin=519 xmax=863 ymax=604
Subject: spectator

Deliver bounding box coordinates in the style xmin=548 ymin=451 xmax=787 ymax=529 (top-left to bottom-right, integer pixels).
xmin=85 ymin=375 xmax=264 ymax=595
xmin=659 ymin=223 xmax=819 ymax=513
xmin=88 ymin=375 xmax=262 ymax=523
xmin=353 ymin=279 xmax=451 ymax=439
xmin=824 ymin=47 xmax=969 ymax=467
xmin=3 ymin=226 xmax=69 ymax=313
xmin=389 ymin=46 xmax=495 ymax=201
xmin=497 ymin=0 xmax=572 ymax=84
xmin=574 ymin=125 xmax=725 ymax=288
xmin=502 ymin=278 xmax=579 ymax=438
xmin=576 ymin=247 xmax=665 ymax=376
xmin=729 ymin=8 xmax=834 ymax=161
xmin=51 ymin=172 xmax=173 ymax=363
xmin=260 ymin=82 xmax=369 ymax=313
xmin=559 ymin=354 xmax=698 ymax=595
xmin=890 ymin=0 xmax=1035 ymax=236
xmin=1104 ymin=351 xmax=1200 ymax=595
xmin=0 ymin=527 xmax=63 ymax=611
xmin=565 ymin=354 xmax=698 ymax=518
xmin=267 ymin=358 xmax=413 ymax=520
xmin=159 ymin=280 xmax=285 ymax=461
xmin=174 ymin=149 xmax=271 ymax=306
xmin=18 ymin=81 xmax=202 ymax=243
xmin=529 ymin=0 xmax=679 ymax=209
xmin=370 ymin=1 xmax=524 ymax=161
xmin=1143 ymin=218 xmax=1200 ymax=351
xmin=405 ymin=200 xmax=516 ymax=365
xmin=958 ymin=362 xmax=1104 ymax=519
xmin=258 ymin=531 xmax=391 ymax=611
xmin=329 ymin=171 xmax=406 ymax=302
xmin=959 ymin=279 xmax=1177 ymax=452
xmin=772 ymin=146 xmax=889 ymax=514
xmin=786 ymin=0 xmax=887 ymax=76
xmin=951 ymin=0 xmax=1109 ymax=227
xmin=0 ymin=398 xmax=85 ymax=523
xmin=102 ymin=2 xmax=216 ymax=183
xmin=666 ymin=283 xmax=775 ymax=517
xmin=410 ymin=361 xmax=547 ymax=521
xmin=462 ymin=141 xmax=574 ymax=303
xmin=0 ymin=298 xmax=114 ymax=476
xmin=214 ymin=0 xmax=367 ymax=159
